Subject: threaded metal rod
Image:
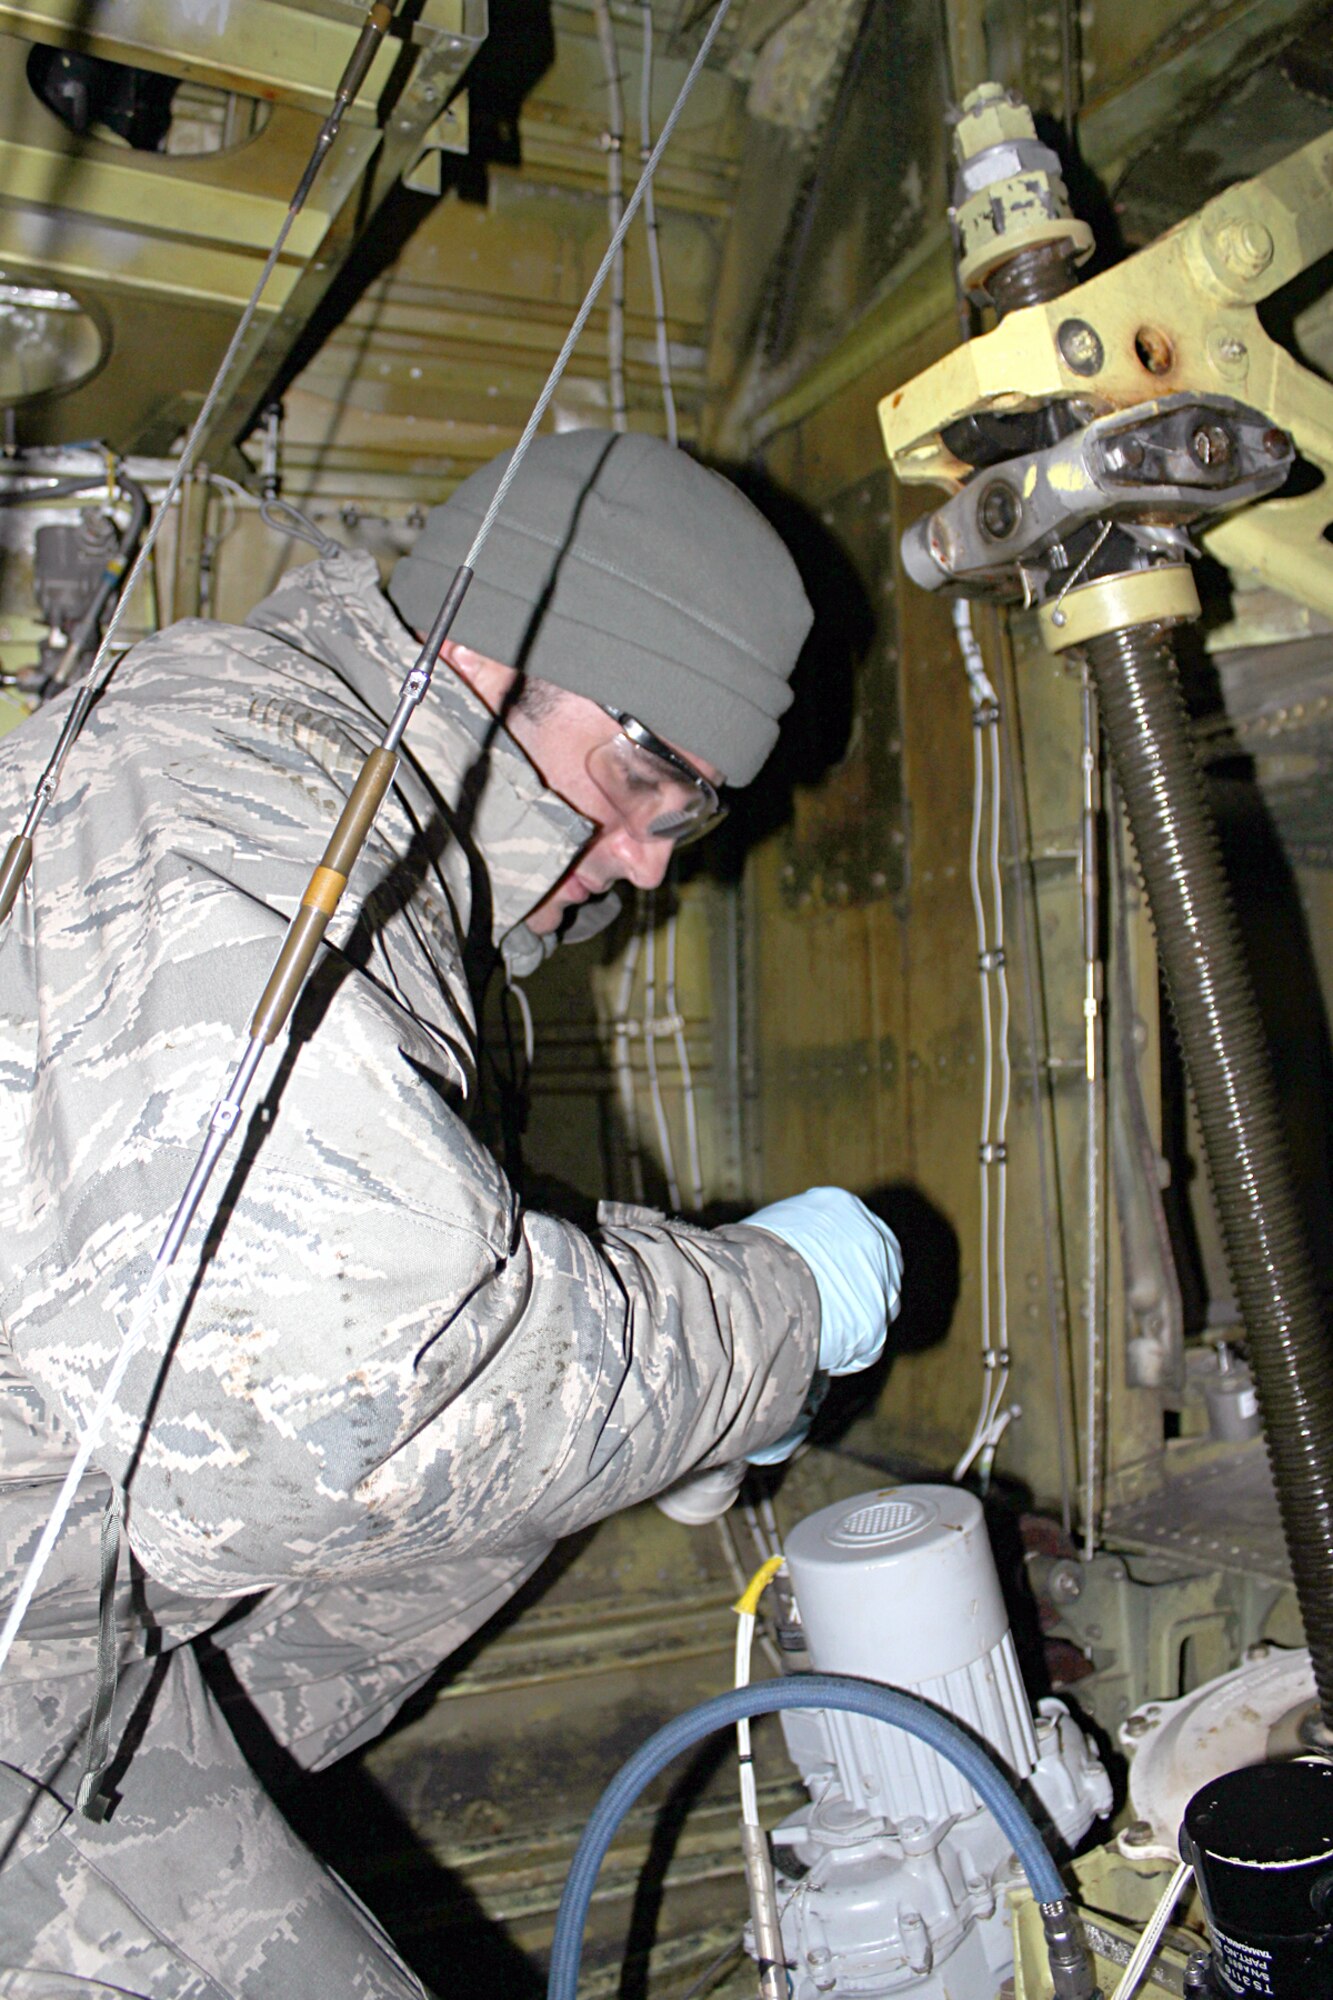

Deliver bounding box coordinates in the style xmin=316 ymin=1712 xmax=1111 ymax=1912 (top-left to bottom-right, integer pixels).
xmin=986 ymin=242 xmax=1076 ymax=315
xmin=1085 ymin=619 xmax=1333 ymax=1724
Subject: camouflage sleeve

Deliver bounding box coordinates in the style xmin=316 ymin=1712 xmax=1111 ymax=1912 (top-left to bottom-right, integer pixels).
xmin=12 ymin=915 xmax=819 ymax=1599
xmin=55 ymin=1094 xmax=818 ymax=1595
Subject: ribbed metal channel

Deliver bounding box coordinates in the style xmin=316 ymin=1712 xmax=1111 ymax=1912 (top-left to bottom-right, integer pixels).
xmin=1085 ymin=619 xmax=1333 ymax=1724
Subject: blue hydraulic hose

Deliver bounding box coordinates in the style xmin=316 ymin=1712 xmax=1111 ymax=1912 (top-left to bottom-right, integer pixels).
xmin=547 ymin=1673 xmax=1069 ymax=2000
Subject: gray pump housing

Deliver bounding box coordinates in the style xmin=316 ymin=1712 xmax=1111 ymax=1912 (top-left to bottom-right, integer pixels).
xmin=758 ymin=1487 xmax=1111 ymax=1999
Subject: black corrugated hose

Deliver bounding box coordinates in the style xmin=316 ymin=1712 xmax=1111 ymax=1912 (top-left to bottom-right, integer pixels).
xmin=1085 ymin=617 xmax=1333 ymax=1727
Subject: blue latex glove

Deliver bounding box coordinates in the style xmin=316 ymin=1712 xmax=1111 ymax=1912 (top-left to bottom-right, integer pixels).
xmin=744 ymin=1186 xmax=903 ymax=1374
xmin=742 ymin=1188 xmax=903 ymax=1466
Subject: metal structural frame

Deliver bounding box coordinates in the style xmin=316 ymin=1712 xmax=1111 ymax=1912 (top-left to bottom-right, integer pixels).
xmin=879 ymin=126 xmax=1333 ymax=620
xmin=0 ymin=0 xmax=486 ymax=455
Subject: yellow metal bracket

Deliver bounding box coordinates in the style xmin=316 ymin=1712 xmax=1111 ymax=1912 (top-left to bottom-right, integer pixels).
xmin=878 ymin=129 xmax=1333 ymax=620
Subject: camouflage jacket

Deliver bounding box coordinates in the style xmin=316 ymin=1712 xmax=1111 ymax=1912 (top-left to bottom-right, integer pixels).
xmin=0 ymin=550 xmax=818 ymax=1689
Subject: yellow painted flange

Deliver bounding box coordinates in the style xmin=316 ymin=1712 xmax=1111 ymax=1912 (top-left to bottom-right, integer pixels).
xmin=1038 ymin=565 xmax=1202 ymax=652
xmin=957 ymin=207 xmax=1094 ymax=294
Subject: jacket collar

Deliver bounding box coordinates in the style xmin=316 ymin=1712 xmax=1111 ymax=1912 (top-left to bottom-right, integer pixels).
xmin=246 ymin=549 xmax=603 ymax=958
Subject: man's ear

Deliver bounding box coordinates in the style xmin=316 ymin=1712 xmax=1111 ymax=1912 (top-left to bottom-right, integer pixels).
xmin=436 ymin=640 xmax=519 ymax=714
xmin=438 ymin=638 xmax=483 ymax=683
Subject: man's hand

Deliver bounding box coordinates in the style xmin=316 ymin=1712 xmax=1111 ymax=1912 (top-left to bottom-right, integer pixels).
xmin=743 ymin=1186 xmax=902 ymax=1373
xmin=653 ymin=1187 xmax=903 ymax=1514
xmin=742 ymin=1187 xmax=902 ymax=1465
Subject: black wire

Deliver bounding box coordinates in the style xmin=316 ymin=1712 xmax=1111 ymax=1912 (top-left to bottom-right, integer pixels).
xmin=0 ymin=475 xmax=109 ymax=508
xmin=673 ymin=1936 xmax=745 ymax=2000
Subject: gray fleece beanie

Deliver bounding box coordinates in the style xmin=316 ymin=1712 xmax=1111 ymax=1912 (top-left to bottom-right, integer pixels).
xmin=387 ymin=430 xmax=812 ymax=787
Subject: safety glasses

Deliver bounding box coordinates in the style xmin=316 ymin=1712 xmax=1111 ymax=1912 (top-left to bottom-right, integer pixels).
xmin=588 ymin=708 xmax=728 ymax=847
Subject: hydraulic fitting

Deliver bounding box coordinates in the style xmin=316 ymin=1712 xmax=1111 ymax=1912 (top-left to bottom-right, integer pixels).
xmin=951 ymin=82 xmax=1093 ymax=309
xmin=1040 ymin=1898 xmax=1103 ymax=2000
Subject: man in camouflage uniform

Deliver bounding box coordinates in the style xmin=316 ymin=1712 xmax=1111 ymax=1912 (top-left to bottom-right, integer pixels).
xmin=0 ymin=432 xmax=900 ymax=1995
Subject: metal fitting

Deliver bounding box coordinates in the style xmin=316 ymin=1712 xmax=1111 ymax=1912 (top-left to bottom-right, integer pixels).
xmin=1039 ymin=565 xmax=1202 ymax=652
xmin=950 ymin=82 xmax=1093 ymax=298
xmin=1212 ymin=217 xmax=1275 ymax=280
xmin=1039 ymin=1899 xmax=1102 ymax=2000
xmin=901 ymin=395 xmax=1292 ymax=595
xmin=1057 ymin=318 xmax=1105 ymax=376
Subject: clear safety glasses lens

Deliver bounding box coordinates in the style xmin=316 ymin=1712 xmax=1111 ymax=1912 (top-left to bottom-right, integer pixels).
xmin=587 ymin=720 xmax=726 ymax=848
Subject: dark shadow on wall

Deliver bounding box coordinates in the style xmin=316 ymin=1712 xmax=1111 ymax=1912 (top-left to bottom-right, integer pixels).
xmin=804 ymin=1181 xmax=961 ymax=1448
xmin=681 ymin=460 xmax=876 ymax=880
xmin=690 ymin=1182 xmax=960 ymax=1451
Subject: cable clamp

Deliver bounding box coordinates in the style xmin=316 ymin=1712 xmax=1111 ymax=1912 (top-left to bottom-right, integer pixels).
xmin=983 ymin=1347 xmax=1010 ymax=1371
xmin=611 ymin=1013 xmax=686 ymax=1038
xmin=979 ymin=1140 xmax=1007 ymax=1165
xmin=972 ymin=700 xmax=1000 ymax=728
xmin=979 ymin=947 xmax=1006 ymax=973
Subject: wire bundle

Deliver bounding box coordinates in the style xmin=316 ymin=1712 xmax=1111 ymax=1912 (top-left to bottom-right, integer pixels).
xmin=952 ymin=600 xmax=1017 ymax=1486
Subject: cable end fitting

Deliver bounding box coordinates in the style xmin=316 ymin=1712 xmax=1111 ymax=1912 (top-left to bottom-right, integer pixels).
xmin=1039 ymin=1899 xmax=1101 ymax=2000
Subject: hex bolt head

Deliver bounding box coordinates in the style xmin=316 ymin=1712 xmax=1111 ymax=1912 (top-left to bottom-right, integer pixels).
xmin=1217 ymin=218 xmax=1274 ymax=277
xmin=1263 ymin=427 xmax=1292 ymax=458
xmin=1049 ymin=1558 xmax=1083 ymax=1601
xmin=1184 ymin=1951 xmax=1215 ymax=1994
xmin=1123 ymin=1818 xmax=1155 ymax=1846
xmin=1123 ymin=1712 xmax=1153 ymax=1738
xmin=978 ymin=480 xmax=1021 ymax=540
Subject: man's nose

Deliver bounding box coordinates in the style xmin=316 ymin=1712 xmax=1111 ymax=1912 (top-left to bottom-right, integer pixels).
xmin=602 ymin=822 xmax=673 ymax=891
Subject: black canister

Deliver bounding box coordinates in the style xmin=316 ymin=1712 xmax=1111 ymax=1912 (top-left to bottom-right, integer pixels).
xmin=1180 ymin=1760 xmax=1333 ymax=1996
